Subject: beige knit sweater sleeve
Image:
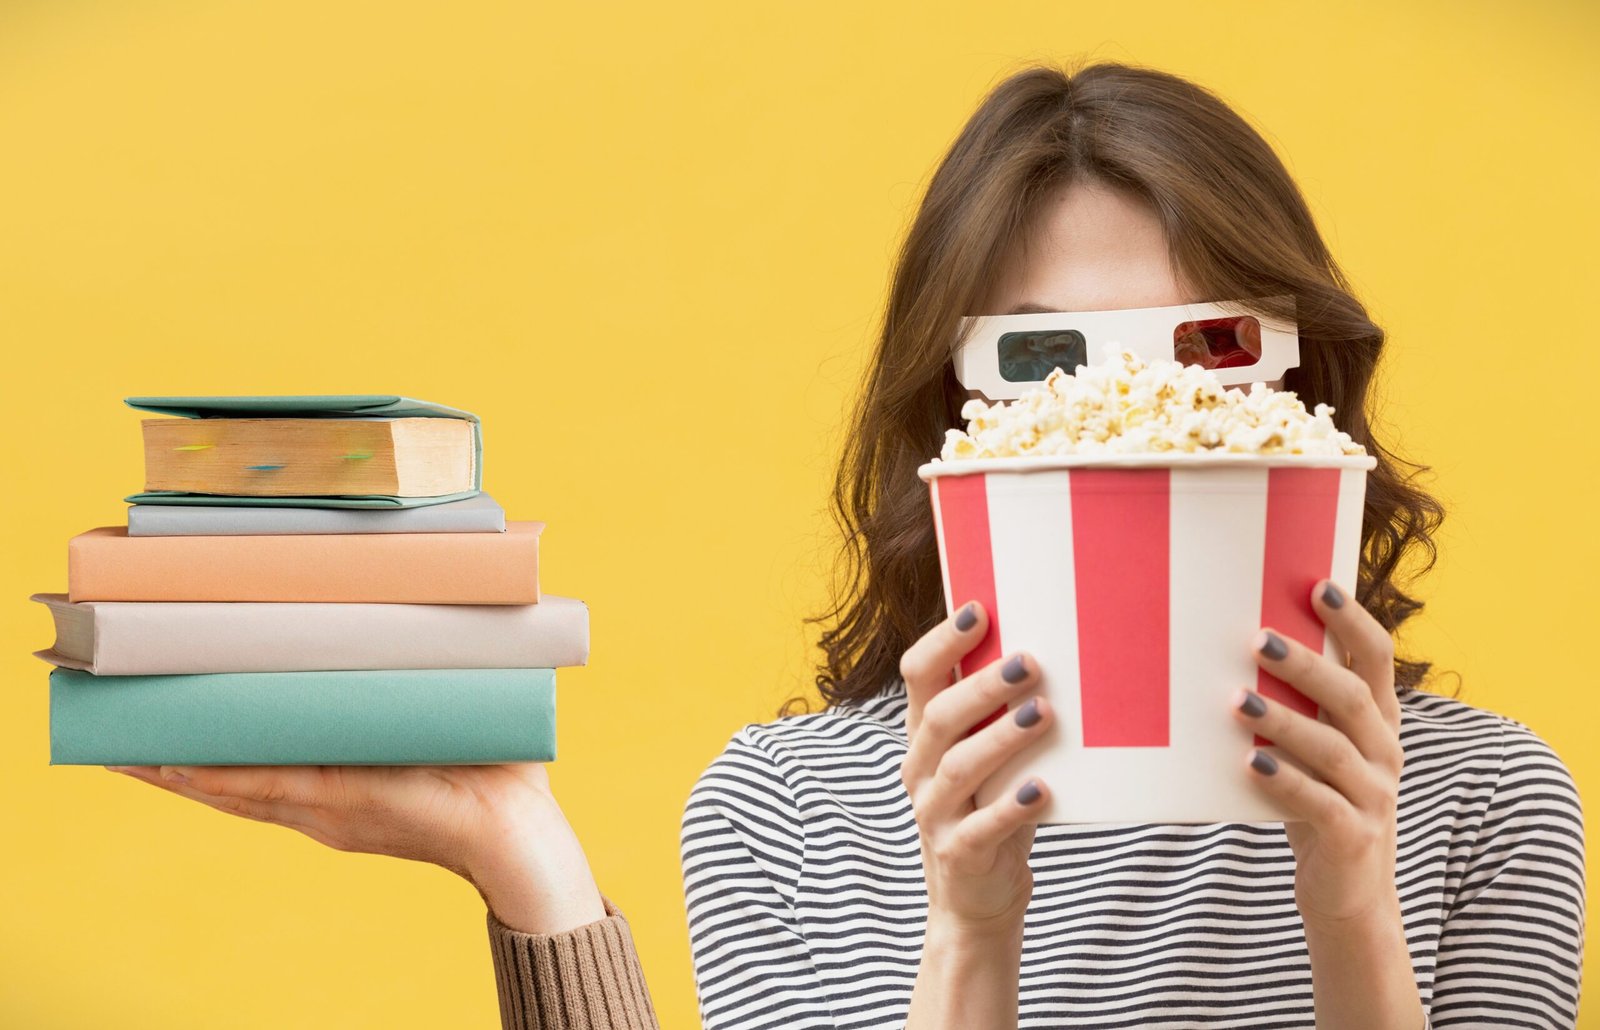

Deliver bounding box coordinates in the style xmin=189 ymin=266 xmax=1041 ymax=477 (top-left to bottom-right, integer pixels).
xmin=486 ymin=895 xmax=661 ymax=1030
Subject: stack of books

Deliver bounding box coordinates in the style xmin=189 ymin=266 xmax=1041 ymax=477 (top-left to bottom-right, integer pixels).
xmin=31 ymin=394 xmax=587 ymax=766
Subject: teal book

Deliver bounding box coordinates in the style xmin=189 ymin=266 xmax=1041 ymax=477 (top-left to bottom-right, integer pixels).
xmin=122 ymin=394 xmax=483 ymax=509
xmin=49 ymin=667 xmax=555 ymax=765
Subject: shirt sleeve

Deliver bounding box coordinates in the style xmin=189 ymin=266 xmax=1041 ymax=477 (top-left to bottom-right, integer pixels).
xmin=680 ymin=727 xmax=841 ymax=1029
xmin=1428 ymin=719 xmax=1586 ymax=1028
xmin=486 ymin=893 xmax=660 ymax=1030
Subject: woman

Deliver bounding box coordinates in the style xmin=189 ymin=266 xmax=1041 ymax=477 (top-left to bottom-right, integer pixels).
xmin=111 ymin=62 xmax=1585 ymax=1029
xmin=680 ymin=63 xmax=1585 ymax=1029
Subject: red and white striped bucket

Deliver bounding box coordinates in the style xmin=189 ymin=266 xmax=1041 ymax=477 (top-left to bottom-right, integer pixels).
xmin=920 ymin=452 xmax=1376 ymax=824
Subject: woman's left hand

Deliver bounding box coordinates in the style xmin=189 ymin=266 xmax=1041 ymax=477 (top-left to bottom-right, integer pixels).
xmin=1231 ymin=577 xmax=1405 ymax=931
xmin=105 ymin=762 xmax=608 ymax=933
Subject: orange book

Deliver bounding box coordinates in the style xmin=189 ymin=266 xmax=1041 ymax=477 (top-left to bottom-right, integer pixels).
xmin=67 ymin=522 xmax=542 ymax=604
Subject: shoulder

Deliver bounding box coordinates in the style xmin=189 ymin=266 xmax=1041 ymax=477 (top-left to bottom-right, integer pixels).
xmin=745 ymin=679 xmax=912 ymax=765
xmin=1473 ymin=706 xmax=1583 ymax=837
xmin=693 ymin=680 xmax=909 ymax=778
xmin=679 ymin=683 xmax=911 ymax=896
xmin=1396 ymin=688 xmax=1583 ymax=839
xmin=682 ymin=682 xmax=910 ymax=820
xmin=1398 ymin=688 xmax=1578 ymax=783
xmin=1397 ymin=686 xmax=1513 ymax=742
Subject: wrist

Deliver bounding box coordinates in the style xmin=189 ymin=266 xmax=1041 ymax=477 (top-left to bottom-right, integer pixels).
xmin=909 ymin=907 xmax=1026 ymax=1028
xmin=471 ymin=844 xmax=607 ymax=934
xmin=475 ymin=865 xmax=606 ymax=935
xmin=1300 ymin=890 xmax=1405 ymax=944
xmin=926 ymin=904 xmax=1028 ymax=953
xmin=1301 ymin=893 xmax=1423 ymax=1030
xmin=464 ymin=792 xmax=607 ymax=934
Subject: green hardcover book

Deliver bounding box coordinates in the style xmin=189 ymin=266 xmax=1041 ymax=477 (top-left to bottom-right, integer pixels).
xmin=122 ymin=394 xmax=484 ymax=509
xmin=49 ymin=667 xmax=555 ymax=765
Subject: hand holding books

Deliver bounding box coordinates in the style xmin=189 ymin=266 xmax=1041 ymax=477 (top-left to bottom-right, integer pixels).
xmin=108 ymin=759 xmax=608 ymax=934
xmin=33 ymin=394 xmax=606 ymax=932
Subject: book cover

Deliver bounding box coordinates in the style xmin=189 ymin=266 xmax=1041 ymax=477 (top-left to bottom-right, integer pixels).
xmin=66 ymin=522 xmax=543 ymax=603
xmin=48 ymin=667 xmax=557 ymax=765
xmin=126 ymin=492 xmax=507 ymax=536
xmin=31 ymin=592 xmax=589 ymax=674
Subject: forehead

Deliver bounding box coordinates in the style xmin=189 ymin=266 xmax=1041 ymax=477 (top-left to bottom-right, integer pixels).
xmin=984 ymin=179 xmax=1195 ymax=315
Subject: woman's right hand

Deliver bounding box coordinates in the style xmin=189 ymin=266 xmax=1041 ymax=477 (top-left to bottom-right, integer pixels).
xmin=899 ymin=599 xmax=1054 ymax=933
xmin=105 ymin=762 xmax=606 ymax=935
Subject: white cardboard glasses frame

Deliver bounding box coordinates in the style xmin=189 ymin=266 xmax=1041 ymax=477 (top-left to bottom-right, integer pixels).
xmin=954 ymin=295 xmax=1300 ymax=400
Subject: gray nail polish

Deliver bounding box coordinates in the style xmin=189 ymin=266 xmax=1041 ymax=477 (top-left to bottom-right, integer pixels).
xmin=1321 ymin=582 xmax=1345 ymax=609
xmin=1250 ymin=750 xmax=1279 ymax=776
xmin=1238 ymin=691 xmax=1266 ymax=718
xmin=1016 ymin=780 xmax=1042 ymax=805
xmin=1013 ymin=698 xmax=1041 ymax=728
xmin=1258 ymin=631 xmax=1289 ymax=661
xmin=1001 ymin=654 xmax=1027 ymax=684
xmin=955 ymin=603 xmax=978 ymax=632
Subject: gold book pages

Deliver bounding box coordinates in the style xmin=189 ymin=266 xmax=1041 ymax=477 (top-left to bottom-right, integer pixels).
xmin=141 ymin=417 xmax=474 ymax=496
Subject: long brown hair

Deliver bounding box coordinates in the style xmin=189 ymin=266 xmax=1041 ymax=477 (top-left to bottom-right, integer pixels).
xmin=787 ymin=61 xmax=1445 ymax=716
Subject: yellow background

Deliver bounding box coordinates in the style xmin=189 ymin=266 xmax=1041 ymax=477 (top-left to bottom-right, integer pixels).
xmin=2 ymin=2 xmax=1595 ymax=1026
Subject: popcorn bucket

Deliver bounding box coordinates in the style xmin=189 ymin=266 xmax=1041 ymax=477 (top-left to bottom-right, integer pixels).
xmin=918 ymin=452 xmax=1378 ymax=824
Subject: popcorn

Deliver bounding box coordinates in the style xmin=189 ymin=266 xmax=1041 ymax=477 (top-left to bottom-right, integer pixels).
xmin=937 ymin=350 xmax=1365 ymax=461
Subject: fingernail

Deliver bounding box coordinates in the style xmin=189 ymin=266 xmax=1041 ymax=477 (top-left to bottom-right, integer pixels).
xmin=955 ymin=603 xmax=978 ymax=632
xmin=162 ymin=767 xmax=190 ymax=784
xmin=1236 ymin=690 xmax=1267 ymax=718
xmin=1255 ymin=630 xmax=1288 ymax=661
xmin=1250 ymin=750 xmax=1279 ymax=776
xmin=1001 ymin=654 xmax=1028 ymax=684
xmin=105 ymin=766 xmax=134 ymax=774
xmin=1016 ymin=779 xmax=1042 ymax=805
xmin=1013 ymin=698 xmax=1041 ymax=728
xmin=1321 ymin=582 xmax=1345 ymax=609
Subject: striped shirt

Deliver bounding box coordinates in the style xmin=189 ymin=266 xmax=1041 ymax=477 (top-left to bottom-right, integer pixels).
xmin=680 ymin=682 xmax=1585 ymax=1028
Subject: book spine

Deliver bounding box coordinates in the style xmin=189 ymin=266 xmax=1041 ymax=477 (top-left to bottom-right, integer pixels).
xmin=68 ymin=522 xmax=542 ymax=603
xmin=127 ymin=494 xmax=506 ymax=535
xmin=82 ymin=597 xmax=588 ymax=674
xmin=49 ymin=667 xmax=556 ymax=765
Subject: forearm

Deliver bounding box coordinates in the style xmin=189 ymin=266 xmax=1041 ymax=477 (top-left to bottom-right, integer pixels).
xmin=472 ymin=803 xmax=655 ymax=1028
xmin=486 ymin=895 xmax=660 ymax=1030
xmin=906 ymin=913 xmax=1025 ymax=1029
xmin=1304 ymin=898 xmax=1426 ymax=1030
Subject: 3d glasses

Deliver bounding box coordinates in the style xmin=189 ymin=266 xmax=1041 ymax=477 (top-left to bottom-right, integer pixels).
xmin=953 ymin=296 xmax=1300 ymax=400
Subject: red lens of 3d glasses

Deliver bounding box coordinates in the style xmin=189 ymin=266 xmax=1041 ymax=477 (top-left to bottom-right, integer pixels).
xmin=1173 ymin=315 xmax=1262 ymax=371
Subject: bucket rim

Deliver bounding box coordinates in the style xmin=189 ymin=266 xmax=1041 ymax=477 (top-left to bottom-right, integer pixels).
xmin=918 ymin=451 xmax=1378 ymax=479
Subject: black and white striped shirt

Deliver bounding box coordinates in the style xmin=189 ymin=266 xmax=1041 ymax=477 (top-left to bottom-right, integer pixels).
xmin=680 ymin=682 xmax=1585 ymax=1028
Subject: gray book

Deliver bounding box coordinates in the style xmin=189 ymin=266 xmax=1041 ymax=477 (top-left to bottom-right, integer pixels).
xmin=126 ymin=492 xmax=506 ymax=535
